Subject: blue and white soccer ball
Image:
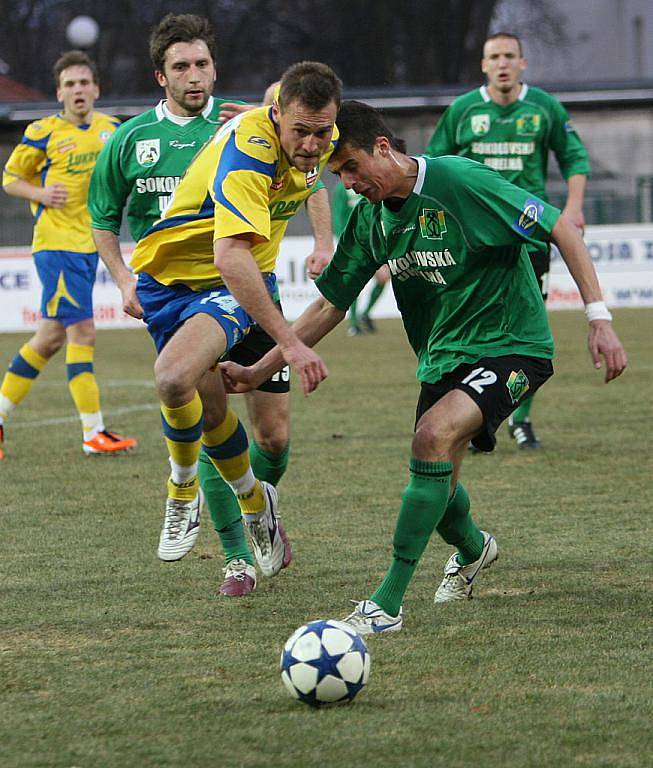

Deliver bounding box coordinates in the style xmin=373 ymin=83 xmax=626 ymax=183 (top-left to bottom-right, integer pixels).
xmin=280 ymin=619 xmax=371 ymax=706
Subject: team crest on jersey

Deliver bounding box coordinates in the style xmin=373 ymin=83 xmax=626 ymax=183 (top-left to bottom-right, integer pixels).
xmin=513 ymin=198 xmax=544 ymax=236
xmin=418 ymin=209 xmax=447 ymax=240
xmin=306 ymin=165 xmax=319 ymax=188
xmin=270 ymin=177 xmax=284 ymax=190
xmin=471 ymin=114 xmax=490 ymax=135
xmin=135 ymin=139 xmax=160 ymax=167
xmin=506 ymin=370 xmax=530 ymax=403
xmin=99 ymin=130 xmax=112 ymax=143
xmin=516 ymin=114 xmax=541 ymax=135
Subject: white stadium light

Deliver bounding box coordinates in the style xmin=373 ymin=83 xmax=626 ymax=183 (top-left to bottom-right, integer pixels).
xmin=66 ymin=15 xmax=100 ymax=48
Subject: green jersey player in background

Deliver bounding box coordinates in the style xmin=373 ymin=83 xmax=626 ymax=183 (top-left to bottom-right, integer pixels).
xmin=427 ymin=32 xmax=591 ymax=450
xmin=89 ymin=16 xmax=333 ymax=596
xmin=331 ymin=181 xmax=390 ymax=336
xmin=221 ymin=101 xmax=626 ymax=634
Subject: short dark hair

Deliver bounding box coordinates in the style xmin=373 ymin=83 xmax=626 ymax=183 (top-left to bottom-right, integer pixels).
xmin=278 ymin=61 xmax=342 ymax=112
xmin=484 ymin=32 xmax=523 ymax=57
xmin=53 ymin=50 xmax=98 ymax=88
xmin=149 ymin=13 xmax=217 ymax=73
xmin=333 ymin=101 xmax=407 ymax=155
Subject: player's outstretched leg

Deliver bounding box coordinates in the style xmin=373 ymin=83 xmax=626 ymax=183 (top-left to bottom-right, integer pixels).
xmin=434 ymin=531 xmax=498 ymax=603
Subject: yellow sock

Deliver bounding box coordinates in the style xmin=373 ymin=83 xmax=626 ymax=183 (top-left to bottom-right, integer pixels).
xmin=0 ymin=343 xmax=48 ymax=414
xmin=202 ymin=409 xmax=265 ymax=515
xmin=161 ymin=393 xmax=203 ymax=495
xmin=66 ymin=344 xmax=101 ymax=436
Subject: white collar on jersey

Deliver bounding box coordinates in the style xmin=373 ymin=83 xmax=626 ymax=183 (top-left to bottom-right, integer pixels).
xmin=155 ymin=95 xmax=215 ymax=125
xmin=413 ymin=156 xmax=427 ymax=196
xmin=479 ymin=83 xmax=529 ymax=102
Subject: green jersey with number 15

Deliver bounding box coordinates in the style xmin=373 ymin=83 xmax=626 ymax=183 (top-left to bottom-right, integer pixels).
xmin=316 ymin=155 xmax=559 ymax=384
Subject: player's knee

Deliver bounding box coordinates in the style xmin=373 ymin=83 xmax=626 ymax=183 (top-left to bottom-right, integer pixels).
xmin=256 ymin=431 xmax=289 ymax=455
xmin=154 ymin=359 xmax=193 ymax=403
xmin=412 ymin=422 xmax=454 ymax=461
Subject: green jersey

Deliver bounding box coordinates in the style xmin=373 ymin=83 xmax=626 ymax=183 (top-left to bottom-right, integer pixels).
xmin=426 ymin=84 xmax=590 ymax=202
xmin=89 ymin=97 xmax=242 ymax=242
xmin=331 ymin=182 xmax=363 ymax=237
xmin=316 ymin=156 xmax=559 ymax=384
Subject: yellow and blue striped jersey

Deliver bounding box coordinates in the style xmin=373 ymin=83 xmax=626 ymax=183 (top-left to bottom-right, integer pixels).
xmin=131 ymin=105 xmax=338 ymax=289
xmin=2 ymin=112 xmax=119 ymax=253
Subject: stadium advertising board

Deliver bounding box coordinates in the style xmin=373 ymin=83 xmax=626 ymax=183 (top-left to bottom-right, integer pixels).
xmin=1 ymin=225 xmax=652 ymax=332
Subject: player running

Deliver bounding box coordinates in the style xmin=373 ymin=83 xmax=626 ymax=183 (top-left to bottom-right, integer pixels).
xmin=0 ymin=51 xmax=137 ymax=459
xmin=221 ymin=101 xmax=626 ymax=634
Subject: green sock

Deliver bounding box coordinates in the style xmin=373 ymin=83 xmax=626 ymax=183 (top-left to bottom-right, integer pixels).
xmin=348 ymin=298 xmax=359 ymax=328
xmin=363 ymin=282 xmax=385 ymax=317
xmin=198 ymin=452 xmax=254 ymax=565
xmin=371 ymin=458 xmax=452 ymax=616
xmin=436 ymin=481 xmax=484 ymax=565
xmin=249 ymin=440 xmax=289 ymax=488
xmin=512 ymin=391 xmax=535 ymax=423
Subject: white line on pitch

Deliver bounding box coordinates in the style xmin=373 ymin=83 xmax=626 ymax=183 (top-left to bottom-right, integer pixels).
xmin=10 ymin=403 xmax=159 ymax=430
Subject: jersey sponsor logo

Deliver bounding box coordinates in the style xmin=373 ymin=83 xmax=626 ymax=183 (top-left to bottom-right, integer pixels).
xmin=514 ymin=198 xmax=544 ymax=236
xmin=306 ymin=165 xmax=319 ymax=188
xmin=516 ymin=114 xmax=541 ymax=135
xmin=484 ymin=157 xmax=524 ymax=171
xmin=135 ymin=176 xmax=181 ymax=194
xmin=135 ymin=138 xmax=161 ymax=167
xmin=169 ymin=139 xmax=197 ymax=149
xmin=418 ymin=209 xmax=447 ymax=240
xmin=65 ymin=150 xmax=100 ymax=174
xmin=270 ymin=199 xmax=301 ymax=219
xmin=471 ymin=114 xmax=490 ymax=135
xmin=247 ymin=135 xmax=272 ymax=149
xmin=506 ymin=369 xmax=530 ymax=403
xmin=57 ymin=142 xmax=76 ymax=153
xmin=471 ymin=141 xmax=534 ymax=156
xmin=388 ymin=249 xmax=456 ymax=284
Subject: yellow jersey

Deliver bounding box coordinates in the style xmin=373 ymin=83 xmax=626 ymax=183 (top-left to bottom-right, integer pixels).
xmin=131 ymin=106 xmax=338 ymax=290
xmin=3 ymin=111 xmax=119 ymax=253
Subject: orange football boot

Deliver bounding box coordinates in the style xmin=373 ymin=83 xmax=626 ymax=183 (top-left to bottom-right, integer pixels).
xmin=83 ymin=429 xmax=137 ymax=455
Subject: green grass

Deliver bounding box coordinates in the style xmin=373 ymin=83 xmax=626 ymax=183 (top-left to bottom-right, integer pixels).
xmin=1 ymin=309 xmax=651 ymax=768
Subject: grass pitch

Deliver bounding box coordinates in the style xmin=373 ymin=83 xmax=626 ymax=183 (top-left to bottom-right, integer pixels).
xmin=1 ymin=309 xmax=651 ymax=768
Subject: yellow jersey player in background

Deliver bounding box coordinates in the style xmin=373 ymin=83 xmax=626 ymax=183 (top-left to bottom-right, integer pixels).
xmin=0 ymin=50 xmax=137 ymax=458
xmin=130 ymin=61 xmax=340 ymax=581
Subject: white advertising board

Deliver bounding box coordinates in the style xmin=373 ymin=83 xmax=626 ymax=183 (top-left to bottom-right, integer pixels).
xmin=1 ymin=225 xmax=652 ymax=332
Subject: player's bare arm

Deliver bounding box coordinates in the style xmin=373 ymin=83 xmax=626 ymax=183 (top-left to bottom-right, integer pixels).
xmin=214 ymin=235 xmax=329 ymax=394
xmin=3 ymin=178 xmax=68 ymax=208
xmin=92 ymin=228 xmax=143 ymax=319
xmin=561 ymin=173 xmax=587 ymax=232
xmin=221 ymin=296 xmax=343 ymax=394
xmin=551 ymin=216 xmax=627 ymax=382
xmin=305 ymin=187 xmax=334 ymax=279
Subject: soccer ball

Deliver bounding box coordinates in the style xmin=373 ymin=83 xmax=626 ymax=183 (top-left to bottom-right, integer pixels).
xmin=280 ymin=619 xmax=371 ymax=706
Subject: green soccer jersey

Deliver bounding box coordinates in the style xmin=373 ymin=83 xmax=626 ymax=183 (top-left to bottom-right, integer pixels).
xmin=89 ymin=97 xmax=242 ymax=242
xmin=316 ymin=156 xmax=559 ymax=384
xmin=426 ymin=84 xmax=590 ymax=202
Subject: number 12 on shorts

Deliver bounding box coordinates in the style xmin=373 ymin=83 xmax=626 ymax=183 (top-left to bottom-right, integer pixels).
xmin=461 ymin=367 xmax=497 ymax=394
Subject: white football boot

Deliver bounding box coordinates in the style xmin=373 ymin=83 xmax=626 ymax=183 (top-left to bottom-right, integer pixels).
xmin=157 ymin=489 xmax=202 ymax=562
xmin=434 ymin=531 xmax=498 ymax=603
xmin=243 ymin=482 xmax=288 ymax=577
xmin=343 ymin=599 xmax=403 ymax=636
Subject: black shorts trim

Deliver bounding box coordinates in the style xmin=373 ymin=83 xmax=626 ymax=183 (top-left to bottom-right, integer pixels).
xmin=416 ymin=354 xmax=554 ymax=452
xmin=224 ymin=302 xmax=290 ymax=394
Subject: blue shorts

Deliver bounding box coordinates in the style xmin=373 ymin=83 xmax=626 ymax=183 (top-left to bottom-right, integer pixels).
xmin=33 ymin=250 xmax=98 ymax=326
xmin=137 ymin=272 xmax=278 ymax=354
